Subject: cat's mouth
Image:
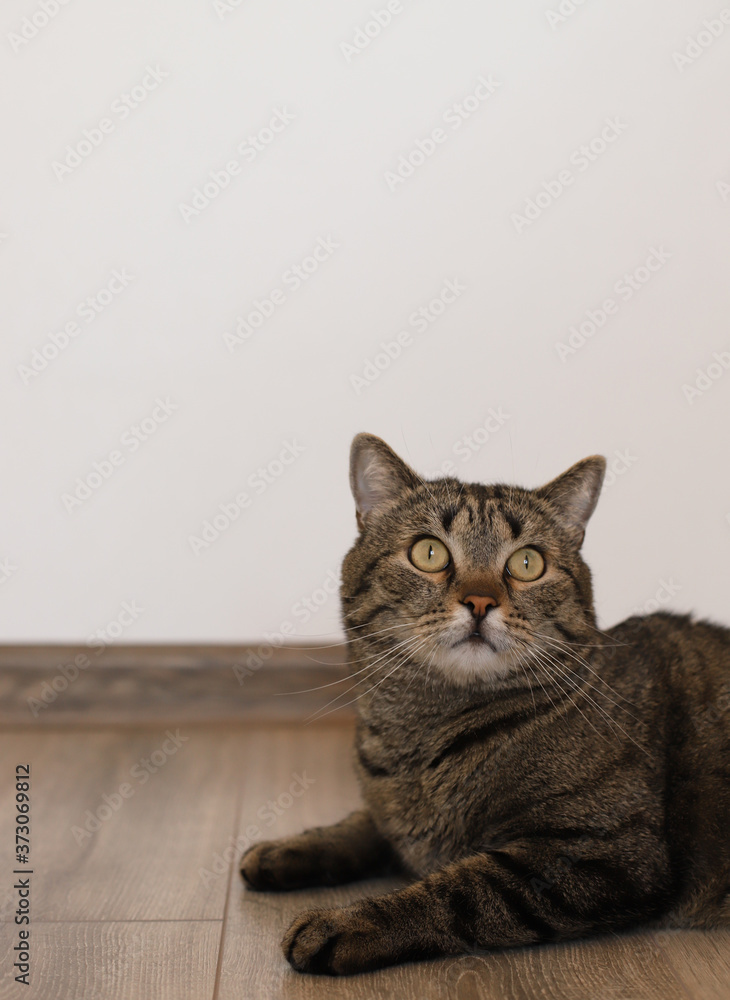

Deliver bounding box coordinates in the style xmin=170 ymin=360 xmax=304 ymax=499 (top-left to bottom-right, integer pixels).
xmin=427 ymin=618 xmax=517 ymax=685
xmin=460 ymin=631 xmax=498 ymax=651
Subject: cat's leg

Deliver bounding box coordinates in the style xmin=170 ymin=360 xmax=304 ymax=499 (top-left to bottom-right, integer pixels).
xmin=240 ymin=809 xmax=398 ymax=891
xmin=283 ymin=836 xmax=669 ymax=974
xmin=664 ymin=875 xmax=730 ymax=929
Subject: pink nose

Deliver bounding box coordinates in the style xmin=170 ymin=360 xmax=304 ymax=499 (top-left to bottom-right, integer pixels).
xmin=462 ymin=594 xmax=498 ymax=618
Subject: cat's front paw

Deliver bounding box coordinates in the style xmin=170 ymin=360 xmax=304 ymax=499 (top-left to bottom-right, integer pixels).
xmin=240 ymin=841 xmax=292 ymax=891
xmin=282 ymin=904 xmax=388 ymax=976
xmin=240 ymin=838 xmax=327 ymax=891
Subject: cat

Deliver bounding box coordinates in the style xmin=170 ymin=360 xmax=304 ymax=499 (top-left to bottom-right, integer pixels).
xmin=240 ymin=432 xmax=730 ymax=976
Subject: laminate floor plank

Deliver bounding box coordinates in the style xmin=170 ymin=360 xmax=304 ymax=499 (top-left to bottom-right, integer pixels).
xmin=0 ymin=920 xmax=220 ymax=1000
xmin=654 ymin=929 xmax=730 ymax=1000
xmin=0 ymin=726 xmax=244 ymax=921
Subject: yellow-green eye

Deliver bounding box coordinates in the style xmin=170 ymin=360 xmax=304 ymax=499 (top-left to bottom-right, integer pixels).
xmin=409 ymin=537 xmax=451 ymax=573
xmin=506 ymin=547 xmax=545 ymax=582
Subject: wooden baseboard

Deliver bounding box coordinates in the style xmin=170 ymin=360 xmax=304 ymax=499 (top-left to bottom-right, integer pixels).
xmin=0 ymin=643 xmax=353 ymax=726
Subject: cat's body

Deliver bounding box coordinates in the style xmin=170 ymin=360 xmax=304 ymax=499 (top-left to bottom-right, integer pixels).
xmin=241 ymin=435 xmax=730 ymax=975
xmin=355 ymin=612 xmax=730 ymax=922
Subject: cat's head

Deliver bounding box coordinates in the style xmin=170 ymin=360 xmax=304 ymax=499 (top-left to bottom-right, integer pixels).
xmin=341 ymin=433 xmax=606 ymax=688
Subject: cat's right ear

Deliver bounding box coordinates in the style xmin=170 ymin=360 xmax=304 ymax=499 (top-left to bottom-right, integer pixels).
xmin=349 ymin=434 xmax=421 ymax=531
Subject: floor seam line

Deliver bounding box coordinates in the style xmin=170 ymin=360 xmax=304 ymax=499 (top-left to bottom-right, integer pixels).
xmin=212 ymin=769 xmax=245 ymax=1000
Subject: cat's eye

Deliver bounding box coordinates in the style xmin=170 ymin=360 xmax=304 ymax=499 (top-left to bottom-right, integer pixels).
xmin=506 ymin=547 xmax=545 ymax=582
xmin=409 ymin=537 xmax=451 ymax=573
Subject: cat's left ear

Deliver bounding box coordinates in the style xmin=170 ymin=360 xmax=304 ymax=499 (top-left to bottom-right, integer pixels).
xmin=534 ymin=455 xmax=606 ymax=547
xmin=350 ymin=433 xmax=421 ymax=531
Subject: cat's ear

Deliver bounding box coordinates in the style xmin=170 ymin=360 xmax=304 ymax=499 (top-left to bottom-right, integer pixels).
xmin=349 ymin=433 xmax=421 ymax=530
xmin=534 ymin=456 xmax=606 ymax=547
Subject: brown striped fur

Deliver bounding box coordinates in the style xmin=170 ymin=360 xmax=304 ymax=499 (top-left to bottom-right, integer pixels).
xmin=241 ymin=434 xmax=730 ymax=975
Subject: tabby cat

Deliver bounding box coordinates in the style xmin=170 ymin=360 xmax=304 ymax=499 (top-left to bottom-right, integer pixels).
xmin=240 ymin=433 xmax=730 ymax=975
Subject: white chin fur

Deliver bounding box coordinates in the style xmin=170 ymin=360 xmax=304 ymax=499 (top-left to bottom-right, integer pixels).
xmin=428 ymin=643 xmax=518 ymax=687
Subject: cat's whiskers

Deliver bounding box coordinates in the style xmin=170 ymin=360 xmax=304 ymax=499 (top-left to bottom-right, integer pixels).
xmin=586 ymin=622 xmax=634 ymax=647
xmin=279 ymin=623 xmax=421 ymax=683
xmin=302 ymin=633 xmax=427 ymax=703
xmin=356 ymin=636 xmax=433 ymax=713
xmin=507 ymin=619 xmax=609 ymax=651
xmin=512 ymin=634 xmax=605 ymax=722
xmin=531 ymin=644 xmax=622 ymax=728
xmin=525 ymin=627 xmax=626 ymax=649
xmin=269 ymin=638 xmax=350 ymax=652
xmin=345 ymin=619 xmax=417 ymax=633
xmin=545 ymin=673 xmax=608 ymax=744
xmin=508 ymin=621 xmax=639 ymax=717
xmin=292 ymin=615 xmax=454 ymax=696
xmin=400 ymin=635 xmax=439 ymax=701
xmin=306 ymin=636 xmax=430 ymax=724
xmin=305 ymin=631 xmax=428 ymax=718
xmin=524 ymin=642 xmax=649 ymax=755
xmin=525 ymin=645 xmax=611 ymax=745
xmin=514 ymin=645 xmax=561 ymax=713
xmin=288 ymin=618 xmax=421 ymax=647
xmin=370 ymin=635 xmax=435 ymax=709
xmin=512 ymin=646 xmax=537 ymax=715
xmin=281 ymin=633 xmax=422 ymax=695
xmin=524 ymin=630 xmax=641 ymax=717
xmin=422 ymin=640 xmax=439 ymax=696
xmin=337 ymin=622 xmax=423 ymax=663
xmin=539 ymin=636 xmax=639 ymax=702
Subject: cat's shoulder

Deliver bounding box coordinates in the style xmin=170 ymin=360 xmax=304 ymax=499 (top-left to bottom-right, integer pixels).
xmin=605 ymin=611 xmax=730 ymax=670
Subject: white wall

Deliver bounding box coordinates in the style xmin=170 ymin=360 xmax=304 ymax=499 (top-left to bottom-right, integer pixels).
xmin=2 ymin=0 xmax=729 ymax=644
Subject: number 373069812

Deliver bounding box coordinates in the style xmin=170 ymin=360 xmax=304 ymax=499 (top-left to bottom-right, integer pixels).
xmin=15 ymin=765 xmax=30 ymax=865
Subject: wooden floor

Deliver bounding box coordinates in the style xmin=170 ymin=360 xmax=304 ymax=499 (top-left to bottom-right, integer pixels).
xmin=1 ymin=721 xmax=729 ymax=1000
